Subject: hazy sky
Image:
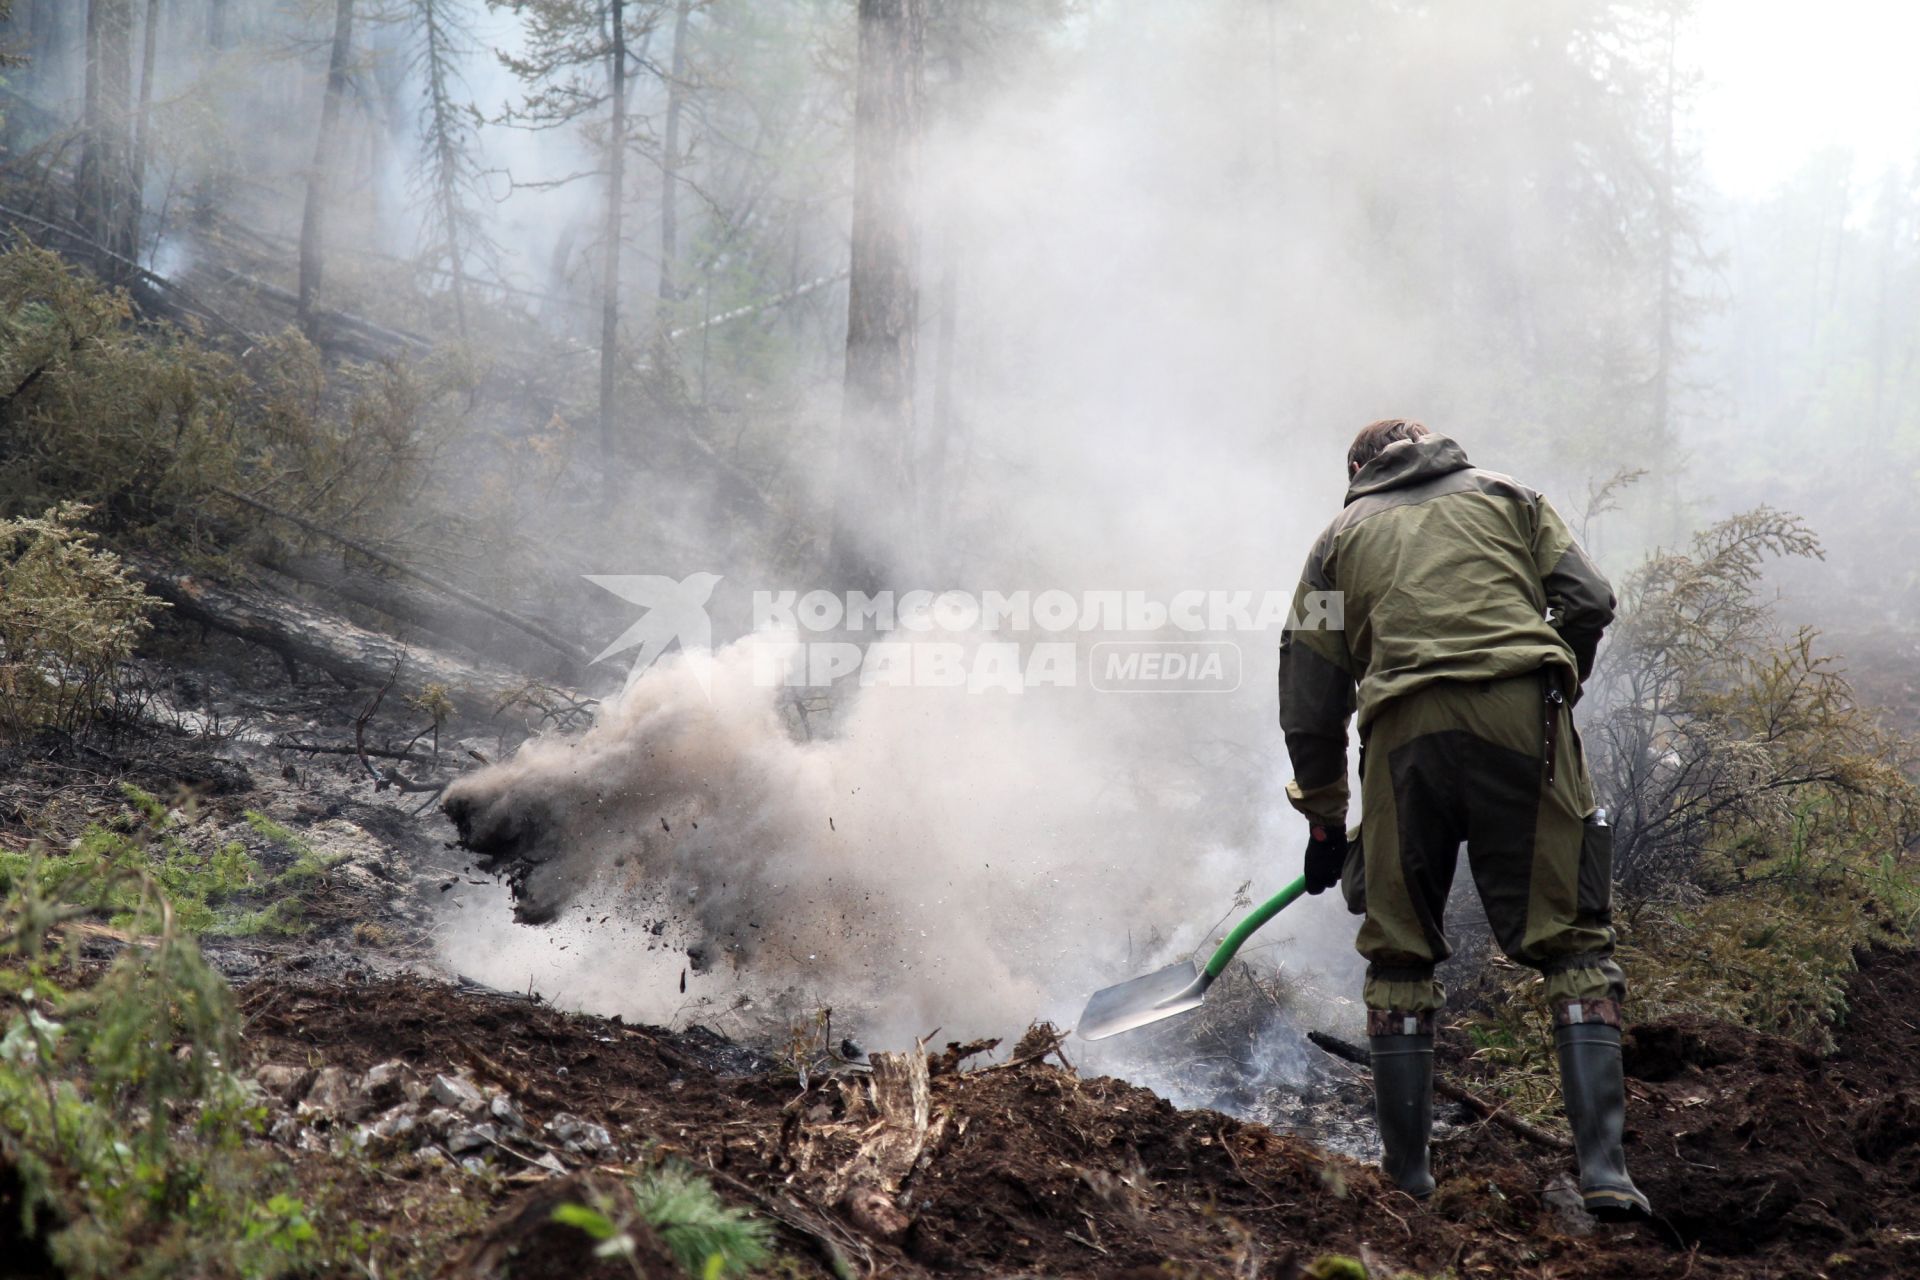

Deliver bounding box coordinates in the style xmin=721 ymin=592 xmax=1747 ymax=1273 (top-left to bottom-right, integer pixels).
xmin=1690 ymin=0 xmax=1920 ymax=199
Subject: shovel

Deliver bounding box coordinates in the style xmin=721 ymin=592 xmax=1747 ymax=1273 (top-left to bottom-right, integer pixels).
xmin=1075 ymin=875 xmax=1309 ymax=1040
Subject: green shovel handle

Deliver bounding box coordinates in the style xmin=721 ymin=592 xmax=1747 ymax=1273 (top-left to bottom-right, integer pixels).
xmin=1201 ymin=875 xmax=1310 ymax=979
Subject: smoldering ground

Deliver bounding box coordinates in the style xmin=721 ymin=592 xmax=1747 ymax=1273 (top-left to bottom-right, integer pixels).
xmin=438 ymin=634 xmax=1367 ymax=1048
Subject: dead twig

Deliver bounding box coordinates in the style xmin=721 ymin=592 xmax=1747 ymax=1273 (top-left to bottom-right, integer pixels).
xmin=929 ymin=1037 xmax=1000 ymax=1076
xmin=353 ymin=665 xmax=453 ymax=796
xmin=272 ymin=737 xmax=430 ymax=764
xmin=968 ymin=1040 xmax=1070 ymax=1075
xmin=1062 ymin=1229 xmax=1109 ymax=1255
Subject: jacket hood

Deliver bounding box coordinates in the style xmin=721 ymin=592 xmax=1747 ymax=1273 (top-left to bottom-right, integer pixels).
xmin=1345 ymin=434 xmax=1472 ymax=503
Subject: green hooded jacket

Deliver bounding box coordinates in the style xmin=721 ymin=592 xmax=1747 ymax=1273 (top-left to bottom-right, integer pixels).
xmin=1278 ymin=434 xmax=1614 ymax=826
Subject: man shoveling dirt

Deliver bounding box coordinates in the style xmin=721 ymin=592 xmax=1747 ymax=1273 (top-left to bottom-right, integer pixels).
xmin=1278 ymin=418 xmax=1649 ymax=1219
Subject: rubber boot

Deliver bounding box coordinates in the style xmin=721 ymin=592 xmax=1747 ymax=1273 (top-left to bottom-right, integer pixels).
xmin=1555 ymin=1023 xmax=1651 ymax=1219
xmin=1369 ymin=1033 xmax=1435 ymax=1198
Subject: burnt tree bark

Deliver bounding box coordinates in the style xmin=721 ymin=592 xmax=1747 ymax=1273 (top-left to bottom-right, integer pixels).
xmin=657 ymin=0 xmax=691 ymax=308
xmin=417 ymin=0 xmax=473 ymax=340
xmin=920 ymin=28 xmax=965 ymax=575
xmin=78 ymin=0 xmax=138 ymax=272
xmin=267 ymin=552 xmax=584 ymax=687
xmin=22 ymin=1 xmax=78 ymax=101
xmin=213 ymin=484 xmax=585 ymax=668
xmin=921 ymin=230 xmax=959 ymax=568
xmin=298 ymin=0 xmax=356 ymax=337
xmin=828 ymin=0 xmax=923 ymax=592
xmin=597 ymin=0 xmax=629 ymax=476
xmin=1651 ymin=4 xmax=1676 ymax=458
xmin=129 ymin=0 xmax=159 ymax=236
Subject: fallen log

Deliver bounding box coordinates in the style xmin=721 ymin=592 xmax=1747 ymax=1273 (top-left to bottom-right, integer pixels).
xmin=267 ymin=551 xmax=582 ymax=686
xmin=214 ymin=486 xmax=593 ymax=672
xmin=1306 ymin=1029 xmax=1573 ymax=1153
xmin=133 ymin=555 xmax=564 ymax=716
xmin=195 ymin=261 xmax=432 ymax=355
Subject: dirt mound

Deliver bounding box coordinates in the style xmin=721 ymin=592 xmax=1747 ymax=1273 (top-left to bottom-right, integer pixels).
xmin=904 ymin=1068 xmax=1405 ymax=1274
xmin=1605 ymin=947 xmax=1920 ymax=1273
xmin=236 ymin=951 xmax=1920 ymax=1279
xmin=240 ymin=975 xmax=1554 ymax=1276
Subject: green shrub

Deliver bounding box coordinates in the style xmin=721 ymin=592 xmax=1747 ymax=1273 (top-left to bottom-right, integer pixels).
xmin=1581 ymin=506 xmax=1920 ymax=1044
xmin=631 ymin=1164 xmax=772 ymax=1278
xmin=0 ymin=794 xmax=394 ymax=1277
xmin=1618 ymin=824 xmax=1920 ymax=1051
xmin=1587 ymin=508 xmax=1920 ymax=899
xmin=0 ymin=503 xmax=160 ymax=740
xmin=554 ymin=1163 xmax=773 ymax=1279
xmin=1458 ymin=507 xmax=1920 ymax=1110
xmin=0 ymin=242 xmax=454 ymax=555
xmin=0 ymin=828 xmax=319 ymax=1278
xmin=0 ymin=788 xmax=261 ymax=936
xmin=243 ymin=810 xmax=344 ymax=885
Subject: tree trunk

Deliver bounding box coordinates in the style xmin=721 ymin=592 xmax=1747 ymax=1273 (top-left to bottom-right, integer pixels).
xmin=78 ymin=0 xmax=137 ymax=273
xmin=298 ymin=0 xmax=356 ymax=338
xmin=421 ymin=0 xmax=470 ymax=340
xmin=919 ymin=29 xmax=963 ymax=576
xmin=828 ymin=0 xmax=923 ymax=592
xmin=1651 ymin=5 xmax=1675 ymax=459
xmin=598 ymin=0 xmax=627 ymax=477
xmin=23 ymin=0 xmax=77 ymax=103
xmin=658 ymin=0 xmax=691 ymax=308
xmin=129 ymin=0 xmax=159 ymax=250
xmin=207 ymin=0 xmax=228 ymax=50
xmin=1871 ymin=174 xmax=1899 ymax=437
xmin=921 ymin=235 xmax=958 ymax=565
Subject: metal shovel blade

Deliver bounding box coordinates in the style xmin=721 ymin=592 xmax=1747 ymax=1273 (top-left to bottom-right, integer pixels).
xmin=1075 ymin=959 xmax=1213 ymax=1040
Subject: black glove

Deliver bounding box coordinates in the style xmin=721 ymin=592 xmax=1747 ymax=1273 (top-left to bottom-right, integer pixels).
xmin=1304 ymin=824 xmax=1347 ymax=895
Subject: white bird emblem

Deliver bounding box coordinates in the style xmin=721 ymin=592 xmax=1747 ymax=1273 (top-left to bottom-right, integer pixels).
xmin=584 ymin=572 xmax=723 ymax=695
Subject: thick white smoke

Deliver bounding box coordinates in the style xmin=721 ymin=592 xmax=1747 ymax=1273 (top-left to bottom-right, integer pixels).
xmin=439 ymin=634 xmax=1363 ymax=1046
xmin=427 ymin=2 xmax=1742 ymax=1049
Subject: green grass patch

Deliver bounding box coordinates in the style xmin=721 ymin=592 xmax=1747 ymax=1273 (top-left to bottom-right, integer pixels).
xmin=0 ymin=787 xmax=262 ymax=937
xmin=243 ymin=810 xmax=345 ymax=885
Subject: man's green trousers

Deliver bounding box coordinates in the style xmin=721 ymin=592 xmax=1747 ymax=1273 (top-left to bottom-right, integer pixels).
xmin=1351 ymin=672 xmax=1625 ymax=1020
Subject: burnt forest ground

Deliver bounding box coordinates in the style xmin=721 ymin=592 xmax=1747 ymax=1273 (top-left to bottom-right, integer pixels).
xmin=4 ymin=605 xmax=1920 ymax=1280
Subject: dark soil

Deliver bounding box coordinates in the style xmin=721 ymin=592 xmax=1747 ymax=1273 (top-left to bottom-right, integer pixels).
xmin=1618 ymin=946 xmax=1920 ymax=1275
xmin=232 ymin=946 xmax=1920 ymax=1279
